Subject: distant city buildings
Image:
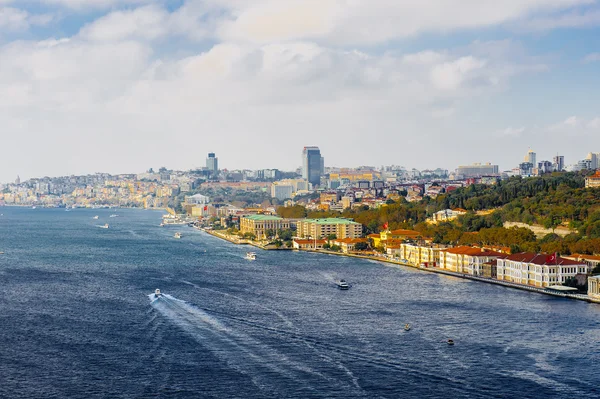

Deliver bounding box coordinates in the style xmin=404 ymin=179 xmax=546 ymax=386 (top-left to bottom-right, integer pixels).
xmin=553 ymin=155 xmax=564 ymax=172
xmin=456 ymin=163 xmax=499 ymax=177
xmin=302 ymin=146 xmax=322 ymax=187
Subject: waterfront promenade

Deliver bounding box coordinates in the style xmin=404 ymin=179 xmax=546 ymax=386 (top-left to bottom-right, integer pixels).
xmin=200 ymin=227 xmax=599 ymax=304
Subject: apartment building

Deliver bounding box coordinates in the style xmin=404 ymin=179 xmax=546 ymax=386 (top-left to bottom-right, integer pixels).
xmin=439 ymin=246 xmax=504 ymax=274
xmin=297 ymin=218 xmax=362 ymax=239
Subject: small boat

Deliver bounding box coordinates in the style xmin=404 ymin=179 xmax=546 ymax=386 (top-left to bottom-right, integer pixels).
xmin=109 ymin=214 xmax=118 ymax=218
xmin=154 ymin=288 xmax=161 ymax=298
xmin=174 ymin=232 xmax=182 ymax=239
xmin=245 ymin=252 xmax=257 ymax=260
xmin=447 ymin=339 xmax=455 ymax=346
xmin=93 ymin=215 xmax=99 ymax=220
xmin=0 ymin=251 xmax=5 ymax=255
xmin=98 ymin=223 xmax=109 ymax=229
xmin=336 ymin=280 xmax=350 ymax=290
xmin=404 ymin=324 xmax=411 ymax=331
xmin=31 ymin=206 xmax=36 ymax=209
xmin=159 ymin=223 xmax=165 ymax=227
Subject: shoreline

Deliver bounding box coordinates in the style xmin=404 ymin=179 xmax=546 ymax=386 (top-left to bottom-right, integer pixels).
xmin=199 ymin=227 xmax=599 ymax=304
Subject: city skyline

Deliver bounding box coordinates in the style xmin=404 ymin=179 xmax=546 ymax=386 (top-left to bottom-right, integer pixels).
xmin=1 ymin=1 xmax=600 ymax=182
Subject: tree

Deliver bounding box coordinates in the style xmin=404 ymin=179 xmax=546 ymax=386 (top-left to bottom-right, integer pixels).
xmin=354 ymin=242 xmax=368 ymax=251
xmin=327 ymin=233 xmax=337 ymax=241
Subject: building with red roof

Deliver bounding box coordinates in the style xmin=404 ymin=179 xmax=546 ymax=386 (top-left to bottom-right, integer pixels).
xmin=497 ymin=253 xmax=589 ymax=287
xmin=439 ymin=246 xmax=506 ymax=274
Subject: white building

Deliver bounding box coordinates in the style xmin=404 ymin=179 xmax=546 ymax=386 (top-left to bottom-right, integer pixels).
xmin=185 ymin=193 xmax=210 ymax=205
xmin=496 ymin=253 xmax=589 ymax=288
xmin=270 ymin=183 xmax=293 ymax=201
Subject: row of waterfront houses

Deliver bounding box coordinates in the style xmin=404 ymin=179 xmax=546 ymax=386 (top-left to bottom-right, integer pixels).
xmin=235 ymin=214 xmax=600 ymax=300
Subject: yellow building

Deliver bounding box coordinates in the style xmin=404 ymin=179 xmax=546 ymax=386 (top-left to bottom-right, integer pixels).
xmin=297 ymin=218 xmax=362 ymax=239
xmin=439 ymin=246 xmax=504 ymax=274
xmin=240 ymin=215 xmax=290 ymax=240
xmin=370 ymin=229 xmax=421 ymax=248
xmin=588 ymin=276 xmax=600 ymax=300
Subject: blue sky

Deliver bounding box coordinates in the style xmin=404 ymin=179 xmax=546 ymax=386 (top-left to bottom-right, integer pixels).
xmin=1 ymin=0 xmax=599 ymax=182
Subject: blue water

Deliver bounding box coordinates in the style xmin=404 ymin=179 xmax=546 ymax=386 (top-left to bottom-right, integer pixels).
xmin=0 ymin=207 xmax=599 ymax=398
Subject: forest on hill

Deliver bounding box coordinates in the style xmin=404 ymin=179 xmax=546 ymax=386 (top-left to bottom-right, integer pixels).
xmin=278 ymin=171 xmax=600 ymax=255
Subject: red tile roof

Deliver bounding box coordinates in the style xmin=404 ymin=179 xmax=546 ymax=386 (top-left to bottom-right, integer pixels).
xmin=504 ymin=252 xmax=585 ymax=265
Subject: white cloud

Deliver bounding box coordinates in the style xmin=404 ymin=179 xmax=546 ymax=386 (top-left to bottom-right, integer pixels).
xmin=520 ymin=8 xmax=600 ymax=31
xmin=0 ymin=7 xmax=30 ymax=30
xmin=583 ymin=52 xmax=600 ymax=63
xmin=209 ymin=0 xmax=595 ymax=45
xmin=547 ymin=116 xmax=600 ymax=133
xmin=499 ymin=126 xmax=526 ymax=137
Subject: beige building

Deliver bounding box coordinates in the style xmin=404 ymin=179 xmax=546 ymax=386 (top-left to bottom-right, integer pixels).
xmin=240 ymin=215 xmax=290 ymax=240
xmin=496 ymin=253 xmax=589 ymax=287
xmin=439 ymin=246 xmax=505 ymax=274
xmin=387 ymin=243 xmax=445 ymax=266
xmin=588 ymin=276 xmax=600 ymax=300
xmin=297 ymin=218 xmax=362 ymax=239
xmin=292 ymin=239 xmax=326 ymax=250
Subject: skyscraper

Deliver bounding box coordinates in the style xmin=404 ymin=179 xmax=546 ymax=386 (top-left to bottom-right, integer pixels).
xmin=525 ymin=149 xmax=536 ymax=167
xmin=553 ymin=155 xmax=564 ymax=172
xmin=302 ymin=146 xmax=322 ymax=187
xmin=206 ymin=152 xmax=218 ymax=175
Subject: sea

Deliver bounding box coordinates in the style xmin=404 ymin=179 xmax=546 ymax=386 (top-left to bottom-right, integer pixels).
xmin=0 ymin=207 xmax=599 ymax=398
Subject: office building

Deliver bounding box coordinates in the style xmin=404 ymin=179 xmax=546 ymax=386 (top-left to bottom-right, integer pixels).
xmin=270 ymin=183 xmax=294 ymax=201
xmin=525 ymin=149 xmax=536 ymax=167
xmin=553 ymin=155 xmax=564 ymax=172
xmin=586 ymin=152 xmax=600 ymax=169
xmin=302 ymin=146 xmax=322 ymax=187
xmin=456 ymin=163 xmax=499 ymax=177
xmin=206 ymin=153 xmax=218 ymax=175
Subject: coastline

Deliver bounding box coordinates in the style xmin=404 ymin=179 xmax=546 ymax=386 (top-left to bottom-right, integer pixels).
xmin=199 ymin=227 xmax=600 ymax=304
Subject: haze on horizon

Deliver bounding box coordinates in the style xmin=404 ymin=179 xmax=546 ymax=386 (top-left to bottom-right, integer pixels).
xmin=1 ymin=0 xmax=600 ymax=182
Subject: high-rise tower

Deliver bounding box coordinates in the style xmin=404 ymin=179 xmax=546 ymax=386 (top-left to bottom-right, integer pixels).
xmin=206 ymin=153 xmax=218 ymax=175
xmin=302 ymin=146 xmax=322 ymax=187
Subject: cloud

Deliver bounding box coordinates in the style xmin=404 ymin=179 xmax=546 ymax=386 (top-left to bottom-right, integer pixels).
xmin=499 ymin=126 xmax=526 ymax=137
xmin=210 ymin=0 xmax=595 ymax=45
xmin=0 ymin=7 xmax=31 ymax=31
xmin=520 ymin=8 xmax=600 ymax=31
xmin=547 ymin=116 xmax=600 ymax=133
xmin=583 ymin=52 xmax=600 ymax=63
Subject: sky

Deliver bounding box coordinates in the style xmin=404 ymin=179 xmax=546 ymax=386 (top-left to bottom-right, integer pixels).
xmin=1 ymin=0 xmax=600 ymax=182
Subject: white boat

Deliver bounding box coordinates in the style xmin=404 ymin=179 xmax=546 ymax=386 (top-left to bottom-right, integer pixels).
xmin=174 ymin=232 xmax=182 ymax=239
xmin=336 ymin=280 xmax=350 ymax=290
xmin=245 ymin=252 xmax=257 ymax=260
xmin=98 ymin=223 xmax=109 ymax=229
xmin=31 ymin=206 xmax=36 ymax=209
xmin=447 ymin=339 xmax=455 ymax=346
xmin=0 ymin=251 xmax=4 ymax=255
xmin=109 ymin=214 xmax=118 ymax=218
xmin=154 ymin=288 xmax=161 ymax=298
xmin=93 ymin=215 xmax=99 ymax=220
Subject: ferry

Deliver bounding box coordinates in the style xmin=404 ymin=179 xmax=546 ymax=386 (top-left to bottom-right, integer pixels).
xmin=99 ymin=223 xmax=109 ymax=229
xmin=404 ymin=324 xmax=411 ymax=331
xmin=245 ymin=252 xmax=257 ymax=260
xmin=93 ymin=215 xmax=99 ymax=220
xmin=154 ymin=289 xmax=161 ymax=298
xmin=336 ymin=280 xmax=350 ymax=290
xmin=174 ymin=232 xmax=182 ymax=239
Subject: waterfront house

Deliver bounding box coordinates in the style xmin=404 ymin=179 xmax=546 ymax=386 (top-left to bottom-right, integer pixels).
xmin=496 ymin=253 xmax=589 ymax=288
xmin=330 ymin=238 xmax=369 ymax=253
xmin=292 ymin=239 xmax=326 ymax=250
xmin=240 ymin=215 xmax=290 ymax=240
xmin=439 ymin=246 xmax=505 ymax=274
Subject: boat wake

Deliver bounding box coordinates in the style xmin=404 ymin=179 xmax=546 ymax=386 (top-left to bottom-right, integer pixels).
xmin=149 ymin=293 xmax=354 ymax=396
